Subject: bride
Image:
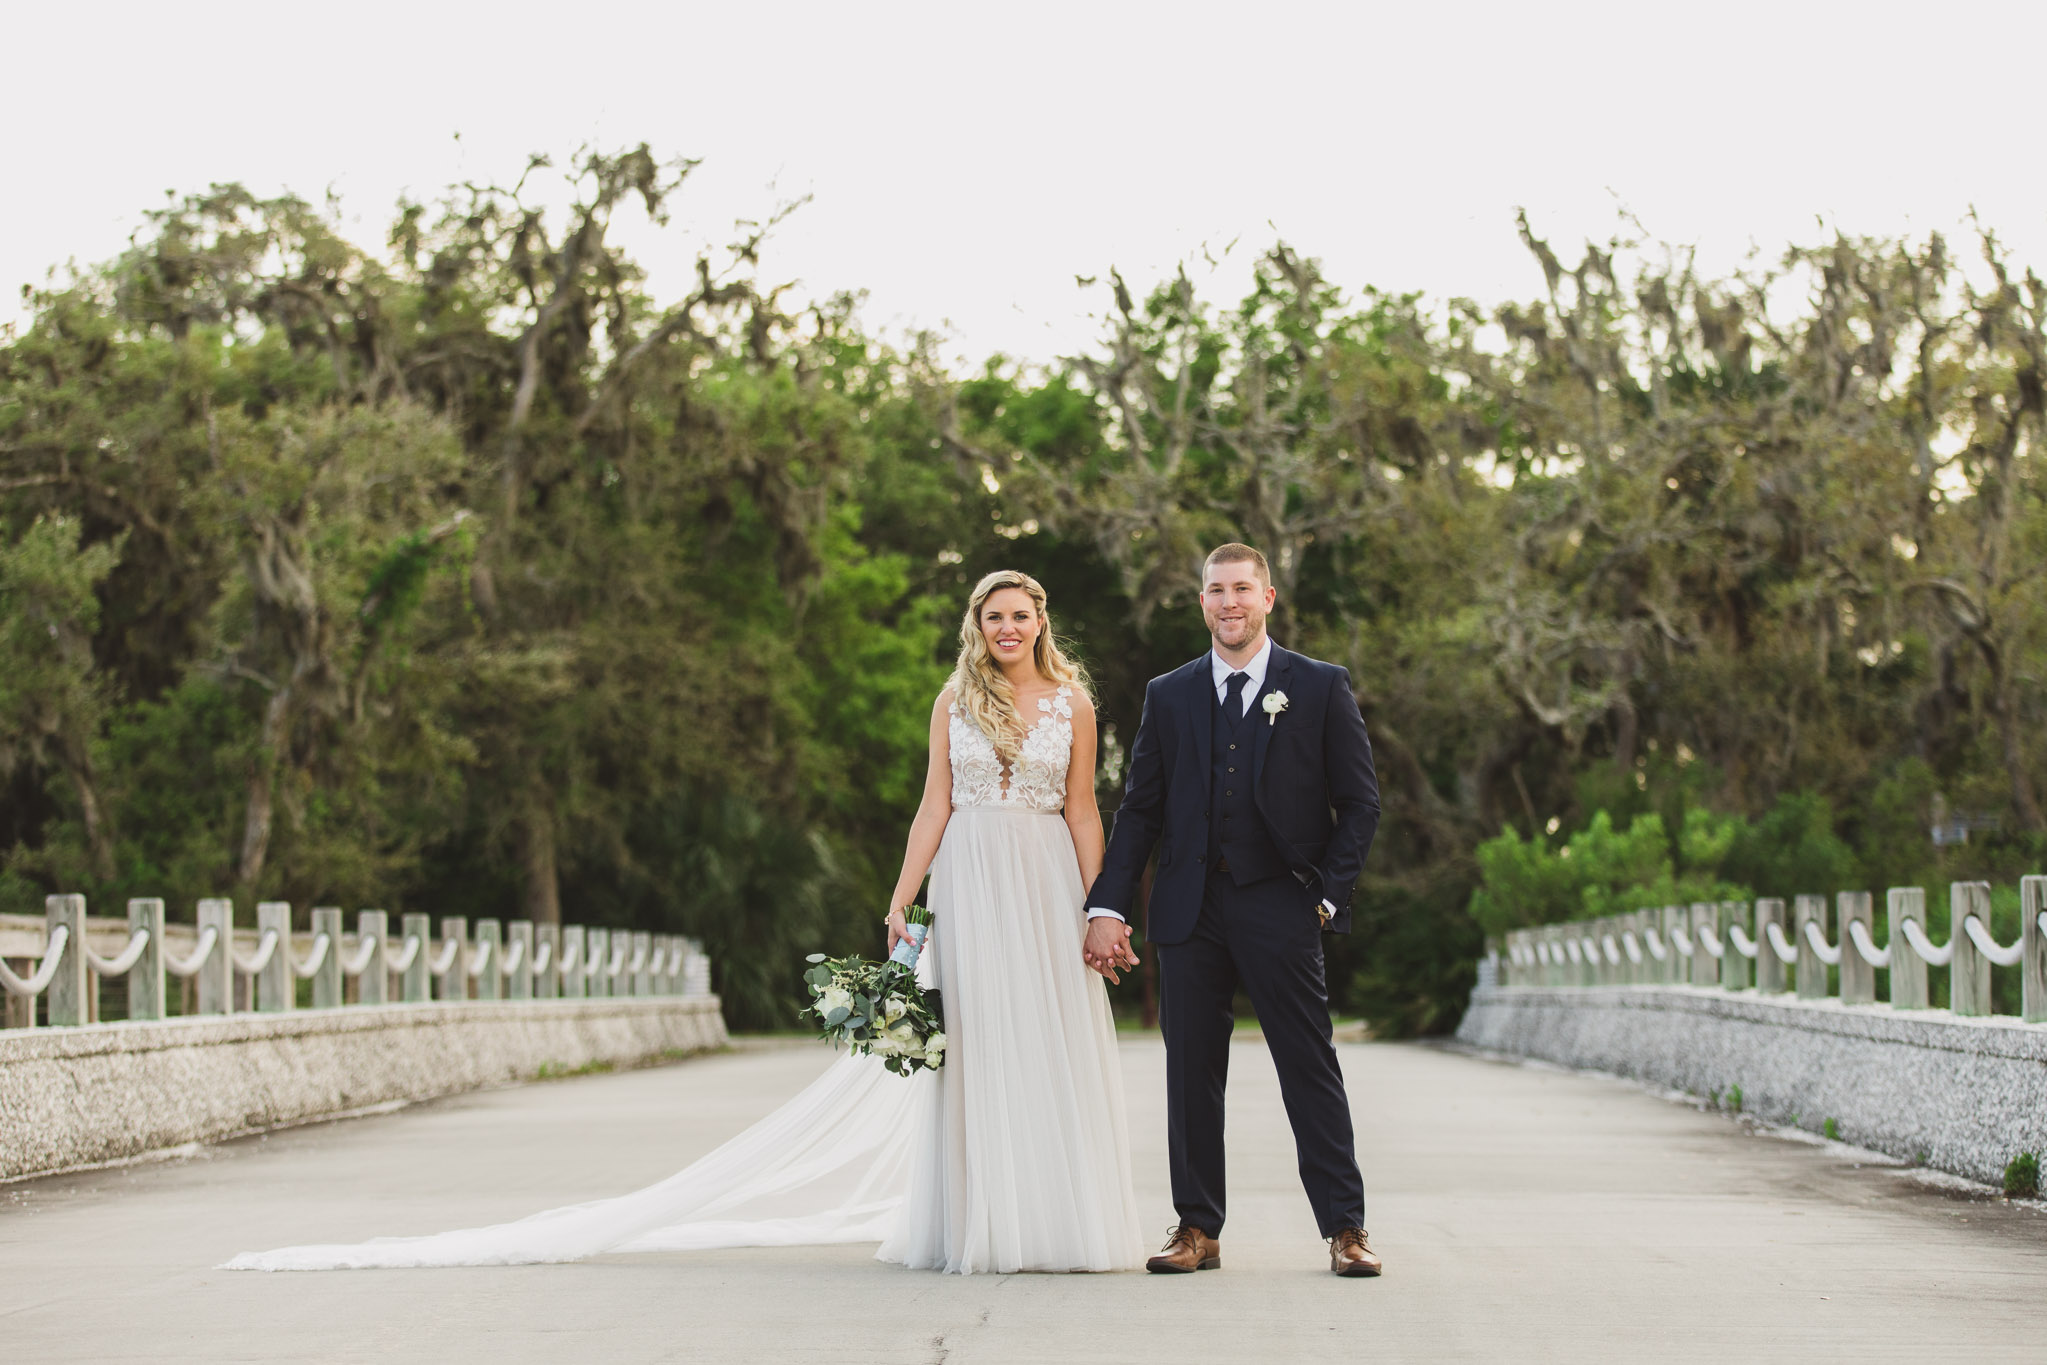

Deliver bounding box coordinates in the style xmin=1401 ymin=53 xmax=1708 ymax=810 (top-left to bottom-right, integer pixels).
xmin=226 ymin=569 xmax=1146 ymax=1274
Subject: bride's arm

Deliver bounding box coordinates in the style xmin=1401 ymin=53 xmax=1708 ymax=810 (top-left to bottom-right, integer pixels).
xmin=1062 ymin=692 xmax=1106 ymax=892
xmin=886 ymin=689 xmax=956 ymax=953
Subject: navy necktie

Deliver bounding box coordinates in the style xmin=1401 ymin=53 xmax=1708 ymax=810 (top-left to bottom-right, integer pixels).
xmin=1223 ymin=671 xmax=1249 ymax=718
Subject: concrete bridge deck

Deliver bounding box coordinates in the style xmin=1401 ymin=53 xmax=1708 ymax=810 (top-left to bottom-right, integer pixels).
xmin=4 ymin=1037 xmax=2044 ymax=1363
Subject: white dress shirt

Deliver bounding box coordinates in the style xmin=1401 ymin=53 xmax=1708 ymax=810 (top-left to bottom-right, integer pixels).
xmin=1087 ymin=636 xmax=1335 ymax=925
xmin=1213 ymin=634 xmax=1274 ymax=717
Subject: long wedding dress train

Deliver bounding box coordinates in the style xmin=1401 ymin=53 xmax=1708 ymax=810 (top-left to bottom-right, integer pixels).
xmin=225 ymin=685 xmax=1145 ymax=1274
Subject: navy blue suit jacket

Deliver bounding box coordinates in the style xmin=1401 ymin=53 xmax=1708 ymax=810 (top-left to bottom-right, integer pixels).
xmin=1086 ymin=643 xmax=1381 ymax=945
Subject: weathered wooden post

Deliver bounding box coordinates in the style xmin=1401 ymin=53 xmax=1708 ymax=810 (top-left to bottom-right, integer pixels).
xmin=355 ymin=911 xmax=390 ymax=1005
xmin=507 ymin=921 xmax=534 ymax=1000
xmin=1660 ymin=906 xmax=1685 ymax=984
xmin=2023 ymin=876 xmax=2046 ymax=1025
xmin=1688 ymin=903 xmax=1719 ymax=988
xmin=632 ymin=931 xmax=653 ymax=996
xmin=560 ymin=926 xmax=586 ymax=999
xmin=400 ymin=913 xmax=432 ymax=1002
xmin=1754 ymin=898 xmax=1788 ymax=994
xmin=256 ymin=902 xmax=294 ymax=1013
xmin=587 ymin=927 xmax=611 ymax=999
xmin=534 ymin=923 xmax=560 ymax=999
xmin=1888 ymin=888 xmax=1928 ymax=1009
xmin=43 ymin=895 xmax=89 ymax=1027
xmin=1949 ymin=881 xmax=1992 ymax=1018
xmin=126 ymin=898 xmax=167 ymax=1021
xmin=310 ymin=907 xmax=345 ymax=1010
xmin=473 ymin=918 xmax=503 ymax=1002
xmin=196 ymin=899 xmax=235 ymax=1015
xmin=1837 ymin=891 xmax=1875 ymax=1006
xmin=686 ymin=938 xmax=711 ymax=996
xmin=1719 ymin=901 xmax=1751 ymax=991
xmin=436 ymin=917 xmax=468 ymax=1002
xmin=1793 ymin=894 xmax=1829 ymax=1000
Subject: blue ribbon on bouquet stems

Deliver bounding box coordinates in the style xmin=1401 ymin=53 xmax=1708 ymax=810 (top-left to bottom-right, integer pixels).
xmin=890 ymin=905 xmax=931 ymax=970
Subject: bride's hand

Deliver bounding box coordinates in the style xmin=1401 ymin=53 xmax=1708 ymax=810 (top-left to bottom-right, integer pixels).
xmin=885 ymin=906 xmax=910 ymax=954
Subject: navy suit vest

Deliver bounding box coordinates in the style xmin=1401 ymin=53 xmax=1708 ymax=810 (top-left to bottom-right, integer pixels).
xmin=1205 ymin=684 xmax=1288 ymax=886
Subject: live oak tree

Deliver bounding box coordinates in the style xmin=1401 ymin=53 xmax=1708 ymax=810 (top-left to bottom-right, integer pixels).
xmin=2 ymin=146 xmax=2041 ymax=1032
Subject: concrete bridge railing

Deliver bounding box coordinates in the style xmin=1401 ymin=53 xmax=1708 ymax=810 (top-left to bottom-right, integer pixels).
xmin=0 ymin=894 xmax=712 ymax=1029
xmin=1464 ymin=876 xmax=2047 ymax=1187
xmin=1490 ymin=876 xmax=2047 ymax=1022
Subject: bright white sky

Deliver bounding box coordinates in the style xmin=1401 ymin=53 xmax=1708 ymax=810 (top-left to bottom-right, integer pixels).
xmin=9 ymin=0 xmax=2044 ymax=368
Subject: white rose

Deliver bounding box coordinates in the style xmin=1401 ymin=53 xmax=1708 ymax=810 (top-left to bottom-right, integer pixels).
xmin=819 ymin=986 xmax=852 ymax=1017
xmin=1262 ymin=690 xmax=1289 ymax=726
xmin=884 ymin=997 xmax=906 ymax=1022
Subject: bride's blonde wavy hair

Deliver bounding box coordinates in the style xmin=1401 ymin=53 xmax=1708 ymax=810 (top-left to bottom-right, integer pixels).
xmin=948 ymin=569 xmax=1092 ymax=763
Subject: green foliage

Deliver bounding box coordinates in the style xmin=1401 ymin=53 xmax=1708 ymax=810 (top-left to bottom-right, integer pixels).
xmin=5 ymin=147 xmax=2047 ymax=1037
xmin=1468 ymin=810 xmax=1739 ymax=936
xmin=2005 ymin=1151 xmax=2040 ymax=1199
xmin=1719 ymin=794 xmax=1858 ymax=902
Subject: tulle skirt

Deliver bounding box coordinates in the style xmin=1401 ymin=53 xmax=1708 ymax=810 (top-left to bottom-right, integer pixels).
xmin=222 ymin=806 xmax=1143 ymax=1274
xmin=881 ymin=807 xmax=1145 ymax=1273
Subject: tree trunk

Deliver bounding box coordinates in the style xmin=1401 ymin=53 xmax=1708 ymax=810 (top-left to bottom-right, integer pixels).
xmin=237 ymin=687 xmax=294 ymax=894
xmin=521 ymin=812 xmax=562 ymax=925
xmin=1983 ymin=646 xmax=2046 ymax=832
xmin=61 ymin=739 xmax=115 ymax=884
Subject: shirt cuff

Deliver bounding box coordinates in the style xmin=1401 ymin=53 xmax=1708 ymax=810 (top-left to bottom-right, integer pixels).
xmin=1085 ymin=907 xmax=1126 ymax=923
xmin=1321 ymin=899 xmax=1337 ymax=915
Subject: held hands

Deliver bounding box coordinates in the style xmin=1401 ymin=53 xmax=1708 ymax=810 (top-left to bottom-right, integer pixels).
xmin=1083 ymin=916 xmax=1140 ymax=984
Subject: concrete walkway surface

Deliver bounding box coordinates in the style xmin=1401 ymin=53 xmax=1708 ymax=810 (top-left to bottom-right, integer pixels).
xmin=3 ymin=1037 xmax=2044 ymax=1363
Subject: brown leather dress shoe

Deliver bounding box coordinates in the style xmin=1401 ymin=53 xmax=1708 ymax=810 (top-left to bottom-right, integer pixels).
xmin=1145 ymin=1224 xmax=1221 ymax=1273
xmin=1329 ymin=1227 xmax=1382 ymax=1277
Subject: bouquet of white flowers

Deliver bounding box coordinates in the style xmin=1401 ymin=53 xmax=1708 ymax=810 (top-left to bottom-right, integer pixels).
xmin=801 ymin=904 xmax=945 ymax=1076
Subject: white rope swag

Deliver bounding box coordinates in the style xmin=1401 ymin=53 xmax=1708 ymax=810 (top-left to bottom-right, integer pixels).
xmin=1495 ymin=876 xmax=2047 ymax=1024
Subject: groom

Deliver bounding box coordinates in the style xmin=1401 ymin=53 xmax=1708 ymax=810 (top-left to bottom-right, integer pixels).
xmin=1084 ymin=542 xmax=1382 ymax=1278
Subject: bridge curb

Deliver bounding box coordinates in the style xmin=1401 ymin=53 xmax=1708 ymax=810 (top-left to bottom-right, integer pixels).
xmin=1457 ymin=984 xmax=2047 ymax=1186
xmin=0 ymin=997 xmax=727 ymax=1182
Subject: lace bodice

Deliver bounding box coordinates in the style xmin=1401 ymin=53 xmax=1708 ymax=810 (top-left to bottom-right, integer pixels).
xmin=949 ymin=686 xmax=1074 ymax=812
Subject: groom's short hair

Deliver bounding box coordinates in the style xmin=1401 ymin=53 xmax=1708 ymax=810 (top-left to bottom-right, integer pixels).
xmin=1204 ymin=542 xmax=1270 ymax=587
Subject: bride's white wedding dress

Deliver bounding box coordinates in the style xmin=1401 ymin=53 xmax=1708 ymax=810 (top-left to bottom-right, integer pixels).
xmin=225 ymin=685 xmax=1145 ymax=1274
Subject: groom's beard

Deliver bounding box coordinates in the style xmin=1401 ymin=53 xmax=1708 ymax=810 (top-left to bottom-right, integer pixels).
xmin=1207 ymin=613 xmax=1265 ymax=652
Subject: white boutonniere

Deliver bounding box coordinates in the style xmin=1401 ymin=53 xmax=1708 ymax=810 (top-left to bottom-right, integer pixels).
xmin=1262 ymin=690 xmax=1289 ymax=726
